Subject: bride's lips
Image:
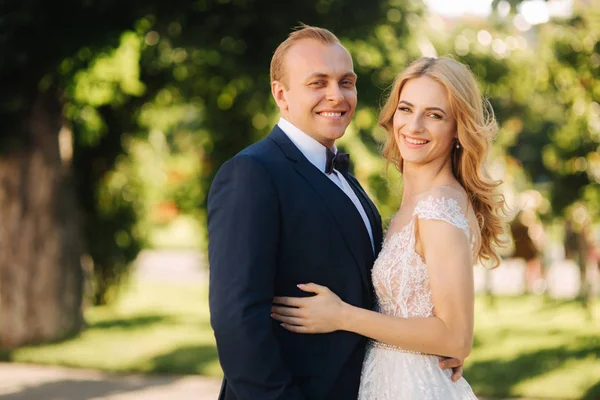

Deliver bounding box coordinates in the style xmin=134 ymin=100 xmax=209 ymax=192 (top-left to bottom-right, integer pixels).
xmin=402 ymin=134 xmax=429 ymax=149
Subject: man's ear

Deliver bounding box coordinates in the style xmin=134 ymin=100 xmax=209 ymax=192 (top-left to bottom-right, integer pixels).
xmin=271 ymin=80 xmax=288 ymax=111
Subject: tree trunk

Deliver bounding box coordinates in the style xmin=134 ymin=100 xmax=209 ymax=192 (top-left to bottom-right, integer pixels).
xmin=565 ymin=220 xmax=592 ymax=317
xmin=0 ymin=90 xmax=84 ymax=350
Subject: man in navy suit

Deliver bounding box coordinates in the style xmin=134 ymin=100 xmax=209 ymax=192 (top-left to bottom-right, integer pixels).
xmin=208 ymin=24 xmax=461 ymax=400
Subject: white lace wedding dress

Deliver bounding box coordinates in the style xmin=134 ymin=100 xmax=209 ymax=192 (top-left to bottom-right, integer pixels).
xmin=358 ymin=189 xmax=479 ymax=400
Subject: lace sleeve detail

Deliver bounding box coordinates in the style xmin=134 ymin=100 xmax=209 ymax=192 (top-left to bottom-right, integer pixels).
xmin=413 ymin=194 xmax=470 ymax=240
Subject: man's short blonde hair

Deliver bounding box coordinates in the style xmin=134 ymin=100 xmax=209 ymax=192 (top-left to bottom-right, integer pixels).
xmin=270 ymin=23 xmax=341 ymax=85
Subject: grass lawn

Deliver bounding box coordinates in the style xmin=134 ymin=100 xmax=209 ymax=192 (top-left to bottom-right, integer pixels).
xmin=5 ymin=280 xmax=221 ymax=377
xmin=467 ymin=296 xmax=600 ymax=399
xmin=4 ymin=281 xmax=599 ymax=399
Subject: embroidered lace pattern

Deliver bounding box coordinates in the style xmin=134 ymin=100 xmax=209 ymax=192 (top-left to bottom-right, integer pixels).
xmin=371 ymin=195 xmax=473 ymax=321
xmin=357 ymin=192 xmax=478 ymax=400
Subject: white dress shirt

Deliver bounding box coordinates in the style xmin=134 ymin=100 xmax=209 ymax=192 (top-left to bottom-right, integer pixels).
xmin=278 ymin=118 xmax=375 ymax=252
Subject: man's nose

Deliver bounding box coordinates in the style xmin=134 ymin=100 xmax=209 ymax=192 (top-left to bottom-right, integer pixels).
xmin=326 ymin=84 xmax=344 ymax=103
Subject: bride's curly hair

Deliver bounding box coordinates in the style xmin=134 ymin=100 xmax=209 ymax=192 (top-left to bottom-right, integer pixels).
xmin=380 ymin=57 xmax=507 ymax=267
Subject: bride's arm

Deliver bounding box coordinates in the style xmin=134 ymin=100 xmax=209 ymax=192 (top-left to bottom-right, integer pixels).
xmin=272 ymin=218 xmax=474 ymax=360
xmin=345 ymin=218 xmax=474 ymax=359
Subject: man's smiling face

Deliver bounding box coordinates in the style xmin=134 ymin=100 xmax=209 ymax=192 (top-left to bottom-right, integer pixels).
xmin=272 ymin=39 xmax=357 ymax=149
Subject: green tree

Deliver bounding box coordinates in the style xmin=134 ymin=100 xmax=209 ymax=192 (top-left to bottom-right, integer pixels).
xmin=510 ymin=2 xmax=600 ymax=307
xmin=0 ymin=0 xmax=422 ymax=348
xmin=432 ymin=0 xmax=599 ymax=304
xmin=0 ymin=0 xmax=153 ymax=349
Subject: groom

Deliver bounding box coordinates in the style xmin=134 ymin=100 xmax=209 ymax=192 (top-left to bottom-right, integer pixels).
xmin=208 ymin=25 xmax=461 ymax=400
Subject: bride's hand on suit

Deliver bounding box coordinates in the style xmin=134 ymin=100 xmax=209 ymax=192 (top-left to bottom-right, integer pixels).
xmin=272 ymin=283 xmax=346 ymax=333
xmin=272 ymin=284 xmax=466 ymax=382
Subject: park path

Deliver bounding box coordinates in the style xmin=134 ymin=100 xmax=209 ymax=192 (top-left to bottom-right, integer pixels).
xmin=0 ymin=363 xmax=221 ymax=400
xmin=0 ymin=363 xmax=534 ymax=400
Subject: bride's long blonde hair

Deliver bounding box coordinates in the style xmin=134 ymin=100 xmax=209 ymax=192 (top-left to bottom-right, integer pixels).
xmin=380 ymin=57 xmax=507 ymax=267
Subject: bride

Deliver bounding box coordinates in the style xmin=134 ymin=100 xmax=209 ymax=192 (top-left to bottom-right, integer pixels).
xmin=271 ymin=56 xmax=507 ymax=399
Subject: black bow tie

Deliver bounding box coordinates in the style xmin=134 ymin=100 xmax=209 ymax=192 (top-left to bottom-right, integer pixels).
xmin=325 ymin=148 xmax=350 ymax=175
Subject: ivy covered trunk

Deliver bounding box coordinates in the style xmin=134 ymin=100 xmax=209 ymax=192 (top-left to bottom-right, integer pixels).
xmin=0 ymin=91 xmax=84 ymax=349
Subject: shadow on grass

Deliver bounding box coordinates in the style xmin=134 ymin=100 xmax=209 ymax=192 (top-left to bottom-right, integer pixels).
xmin=466 ymin=339 xmax=600 ymax=398
xmin=89 ymin=314 xmax=173 ymax=330
xmin=0 ymin=376 xmax=178 ymax=400
xmin=0 ymin=327 xmax=85 ymax=362
xmin=583 ymin=380 xmax=600 ymax=400
xmin=145 ymin=344 xmax=219 ymax=375
xmin=0 ymin=314 xmax=175 ymax=362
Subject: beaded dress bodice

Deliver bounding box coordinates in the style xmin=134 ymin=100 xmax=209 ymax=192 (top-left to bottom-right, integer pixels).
xmin=371 ymin=194 xmax=474 ymax=320
xmin=358 ymin=189 xmax=479 ymax=400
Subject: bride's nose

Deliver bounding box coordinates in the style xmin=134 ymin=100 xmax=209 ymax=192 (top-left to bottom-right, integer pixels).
xmin=405 ymin=114 xmax=425 ymax=134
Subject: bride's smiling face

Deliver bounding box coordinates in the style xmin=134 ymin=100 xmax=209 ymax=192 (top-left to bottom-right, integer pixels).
xmin=393 ymin=76 xmax=457 ymax=168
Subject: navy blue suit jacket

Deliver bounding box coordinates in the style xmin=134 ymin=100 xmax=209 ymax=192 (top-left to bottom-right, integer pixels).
xmin=208 ymin=126 xmax=383 ymax=400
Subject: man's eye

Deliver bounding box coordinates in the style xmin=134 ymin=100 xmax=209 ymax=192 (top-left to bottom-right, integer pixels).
xmin=310 ymin=81 xmax=326 ymax=86
xmin=341 ymin=80 xmax=355 ymax=86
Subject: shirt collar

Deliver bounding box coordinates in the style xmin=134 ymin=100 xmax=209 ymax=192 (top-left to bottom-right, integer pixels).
xmin=277 ymin=117 xmax=337 ymax=173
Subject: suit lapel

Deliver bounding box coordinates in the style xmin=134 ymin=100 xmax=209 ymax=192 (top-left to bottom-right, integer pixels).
xmin=268 ymin=127 xmax=373 ymax=295
xmin=343 ymin=173 xmax=383 ymax=256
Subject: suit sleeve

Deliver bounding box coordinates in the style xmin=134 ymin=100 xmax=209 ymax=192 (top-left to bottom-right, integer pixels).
xmin=208 ymin=155 xmax=304 ymax=400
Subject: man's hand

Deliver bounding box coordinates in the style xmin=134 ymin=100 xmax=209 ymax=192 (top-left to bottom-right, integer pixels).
xmin=439 ymin=357 xmax=463 ymax=382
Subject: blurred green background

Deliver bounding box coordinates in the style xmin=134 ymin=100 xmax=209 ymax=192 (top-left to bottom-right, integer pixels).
xmin=0 ymin=0 xmax=598 ymax=399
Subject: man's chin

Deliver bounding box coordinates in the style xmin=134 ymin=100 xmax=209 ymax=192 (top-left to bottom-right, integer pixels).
xmin=325 ymin=133 xmax=346 ymax=142
xmin=322 ymin=127 xmax=349 ymax=140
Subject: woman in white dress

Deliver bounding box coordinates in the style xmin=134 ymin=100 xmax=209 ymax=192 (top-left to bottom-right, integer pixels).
xmin=271 ymin=56 xmax=507 ymax=399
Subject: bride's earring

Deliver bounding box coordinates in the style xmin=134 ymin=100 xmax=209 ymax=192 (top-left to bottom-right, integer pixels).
xmin=455 ymin=139 xmax=460 ymax=149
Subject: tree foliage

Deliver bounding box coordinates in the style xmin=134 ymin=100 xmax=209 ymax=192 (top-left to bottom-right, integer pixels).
xmin=2 ymin=0 xmax=596 ymax=313
xmin=0 ymin=0 xmax=422 ymax=307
